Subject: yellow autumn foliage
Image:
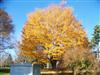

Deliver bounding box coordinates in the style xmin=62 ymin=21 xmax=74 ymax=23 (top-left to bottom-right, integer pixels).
xmin=19 ymin=5 xmax=88 ymax=63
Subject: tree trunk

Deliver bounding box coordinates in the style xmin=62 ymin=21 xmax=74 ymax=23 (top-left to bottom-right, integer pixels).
xmin=73 ymin=69 xmax=77 ymax=75
xmin=73 ymin=71 xmax=77 ymax=75
xmin=50 ymin=60 xmax=57 ymax=69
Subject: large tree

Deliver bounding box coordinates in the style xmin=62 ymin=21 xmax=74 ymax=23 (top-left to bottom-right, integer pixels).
xmin=19 ymin=5 xmax=89 ymax=69
xmin=0 ymin=9 xmax=14 ymax=53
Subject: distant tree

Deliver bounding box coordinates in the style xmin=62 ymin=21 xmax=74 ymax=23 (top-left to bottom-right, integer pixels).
xmin=0 ymin=54 xmax=13 ymax=67
xmin=14 ymin=55 xmax=33 ymax=64
xmin=64 ymin=47 xmax=98 ymax=75
xmin=0 ymin=9 xmax=14 ymax=53
xmin=91 ymin=25 xmax=100 ymax=48
xmin=91 ymin=25 xmax=100 ymax=61
xmin=3 ymin=54 xmax=13 ymax=67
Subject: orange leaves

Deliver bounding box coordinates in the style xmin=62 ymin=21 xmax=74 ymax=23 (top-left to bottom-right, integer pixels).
xmin=19 ymin=5 xmax=88 ymax=64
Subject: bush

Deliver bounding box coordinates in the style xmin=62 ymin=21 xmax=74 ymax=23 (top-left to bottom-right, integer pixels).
xmin=0 ymin=68 xmax=10 ymax=73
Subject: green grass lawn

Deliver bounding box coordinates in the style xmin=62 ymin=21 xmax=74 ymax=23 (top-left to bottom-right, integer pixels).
xmin=0 ymin=72 xmax=100 ymax=75
xmin=0 ymin=68 xmax=100 ymax=75
xmin=0 ymin=68 xmax=10 ymax=75
xmin=0 ymin=72 xmax=9 ymax=75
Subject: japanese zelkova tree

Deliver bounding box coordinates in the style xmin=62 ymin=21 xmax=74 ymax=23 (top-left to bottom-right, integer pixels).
xmin=19 ymin=5 xmax=89 ymax=69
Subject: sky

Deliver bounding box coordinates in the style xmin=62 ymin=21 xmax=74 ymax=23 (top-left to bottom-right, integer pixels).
xmin=1 ymin=0 xmax=99 ymax=40
xmin=0 ymin=0 xmax=100 ymax=57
